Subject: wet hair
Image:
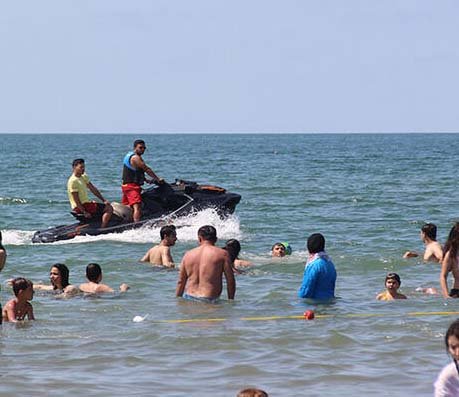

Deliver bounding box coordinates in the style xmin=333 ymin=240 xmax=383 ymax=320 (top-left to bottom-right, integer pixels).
xmin=307 ymin=233 xmax=326 ymax=254
xmin=422 ymin=223 xmax=437 ymax=241
xmin=12 ymin=277 xmax=32 ymax=296
xmin=271 ymin=242 xmax=285 ymax=251
xmin=445 ymin=319 xmax=459 ymax=354
xmin=0 ymin=230 xmax=4 ymax=251
xmin=237 ymin=389 xmax=268 ymax=397
xmin=224 ymin=239 xmax=241 ymax=262
xmin=160 ymin=225 xmax=176 ymax=240
xmin=51 ymin=263 xmax=70 ymax=289
xmin=72 ymin=158 xmax=85 ymax=168
xmin=385 ymin=272 xmax=401 ymax=286
xmin=198 ymin=225 xmax=217 ymax=243
xmin=133 ymin=139 xmax=146 ymax=148
xmin=443 ymin=222 xmax=459 ymax=267
xmin=86 ymin=263 xmax=102 ymax=282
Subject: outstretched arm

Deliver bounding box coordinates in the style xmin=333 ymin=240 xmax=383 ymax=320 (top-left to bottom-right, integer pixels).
xmin=87 ymin=182 xmax=110 ymax=204
xmin=131 ymin=155 xmax=162 ymax=183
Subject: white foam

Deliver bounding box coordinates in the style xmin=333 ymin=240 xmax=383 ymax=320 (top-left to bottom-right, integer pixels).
xmin=1 ymin=208 xmax=242 ymax=246
xmin=1 ymin=229 xmax=35 ymax=245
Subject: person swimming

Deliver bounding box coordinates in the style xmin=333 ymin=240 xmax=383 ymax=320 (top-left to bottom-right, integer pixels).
xmin=34 ymin=263 xmax=79 ymax=297
xmin=271 ymin=242 xmax=292 ymax=257
xmin=376 ymin=272 xmax=407 ymax=301
xmin=223 ymin=239 xmax=252 ymax=272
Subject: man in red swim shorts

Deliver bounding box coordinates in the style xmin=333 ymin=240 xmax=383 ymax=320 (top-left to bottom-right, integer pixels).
xmin=67 ymin=159 xmax=113 ymax=228
xmin=122 ymin=139 xmax=164 ymax=222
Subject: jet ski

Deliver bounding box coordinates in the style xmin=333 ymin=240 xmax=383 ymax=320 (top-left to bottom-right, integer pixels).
xmin=32 ymin=179 xmax=241 ymax=243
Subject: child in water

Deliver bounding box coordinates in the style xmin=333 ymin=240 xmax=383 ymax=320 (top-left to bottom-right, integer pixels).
xmin=376 ymin=273 xmax=407 ymax=301
xmin=79 ymin=263 xmax=129 ymax=294
xmin=2 ymin=277 xmax=35 ymax=322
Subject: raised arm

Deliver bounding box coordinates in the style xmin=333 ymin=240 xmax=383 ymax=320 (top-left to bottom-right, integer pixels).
xmin=223 ymin=252 xmax=236 ymax=300
xmin=440 ymin=251 xmax=452 ymax=298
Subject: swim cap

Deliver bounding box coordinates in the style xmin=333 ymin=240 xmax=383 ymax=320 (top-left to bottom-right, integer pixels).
xmin=280 ymin=242 xmax=292 ymax=255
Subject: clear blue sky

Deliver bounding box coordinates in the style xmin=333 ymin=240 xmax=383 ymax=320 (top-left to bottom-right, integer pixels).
xmin=1 ymin=1 xmax=458 ymax=133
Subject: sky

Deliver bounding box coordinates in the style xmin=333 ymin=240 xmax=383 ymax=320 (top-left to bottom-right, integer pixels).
xmin=1 ymin=1 xmax=458 ymax=133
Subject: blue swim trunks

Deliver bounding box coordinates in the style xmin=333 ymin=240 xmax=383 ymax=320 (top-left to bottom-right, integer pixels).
xmin=182 ymin=293 xmax=219 ymax=304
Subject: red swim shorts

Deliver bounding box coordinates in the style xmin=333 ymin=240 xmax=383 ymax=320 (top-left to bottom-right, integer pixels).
xmin=121 ymin=183 xmax=142 ymax=206
xmin=74 ymin=202 xmax=105 ymax=217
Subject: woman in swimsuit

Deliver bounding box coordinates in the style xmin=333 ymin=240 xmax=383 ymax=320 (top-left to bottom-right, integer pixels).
xmin=440 ymin=223 xmax=459 ymax=298
xmin=34 ymin=263 xmax=79 ymax=297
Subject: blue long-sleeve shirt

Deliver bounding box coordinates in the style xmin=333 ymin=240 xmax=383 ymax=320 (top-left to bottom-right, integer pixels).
xmin=298 ymin=255 xmax=336 ymax=300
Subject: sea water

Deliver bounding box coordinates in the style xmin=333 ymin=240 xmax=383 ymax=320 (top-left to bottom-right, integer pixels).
xmin=1 ymin=133 xmax=458 ymax=396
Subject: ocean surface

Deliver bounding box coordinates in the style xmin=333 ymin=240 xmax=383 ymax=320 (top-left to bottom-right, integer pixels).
xmin=1 ymin=133 xmax=459 ymax=396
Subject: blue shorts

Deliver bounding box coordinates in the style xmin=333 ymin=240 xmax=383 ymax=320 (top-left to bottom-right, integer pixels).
xmin=182 ymin=293 xmax=219 ymax=304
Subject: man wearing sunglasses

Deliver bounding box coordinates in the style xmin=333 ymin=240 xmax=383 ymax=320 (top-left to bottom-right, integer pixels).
xmin=122 ymin=139 xmax=164 ymax=222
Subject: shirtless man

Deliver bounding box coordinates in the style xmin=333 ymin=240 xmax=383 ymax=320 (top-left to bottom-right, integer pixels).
xmin=176 ymin=225 xmax=235 ymax=302
xmin=403 ymin=223 xmax=443 ymax=263
xmin=79 ymin=263 xmax=129 ymax=294
xmin=140 ymin=225 xmax=177 ymax=268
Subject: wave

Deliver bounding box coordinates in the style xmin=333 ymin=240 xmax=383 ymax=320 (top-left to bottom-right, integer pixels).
xmin=1 ymin=208 xmax=242 ymax=246
xmin=0 ymin=196 xmax=28 ymax=205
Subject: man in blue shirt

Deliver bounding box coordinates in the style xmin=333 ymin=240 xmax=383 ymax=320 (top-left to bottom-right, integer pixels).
xmin=298 ymin=233 xmax=336 ymax=300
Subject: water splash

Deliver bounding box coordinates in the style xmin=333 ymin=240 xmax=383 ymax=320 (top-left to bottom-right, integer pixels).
xmin=1 ymin=208 xmax=242 ymax=246
xmin=0 ymin=196 xmax=28 ymax=204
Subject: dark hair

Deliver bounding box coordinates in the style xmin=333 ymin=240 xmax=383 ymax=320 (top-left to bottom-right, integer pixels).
xmin=72 ymin=158 xmax=85 ymax=168
xmin=0 ymin=230 xmax=4 ymax=251
xmin=12 ymin=277 xmax=32 ymax=296
xmin=422 ymin=223 xmax=437 ymax=241
xmin=160 ymin=225 xmax=176 ymax=240
xmin=385 ymin=272 xmax=401 ymax=286
xmin=198 ymin=225 xmax=217 ymax=243
xmin=271 ymin=242 xmax=285 ymax=251
xmin=237 ymin=389 xmax=268 ymax=397
xmin=224 ymin=239 xmax=241 ymax=262
xmin=86 ymin=263 xmax=102 ymax=282
xmin=307 ymin=233 xmax=325 ymax=254
xmin=445 ymin=319 xmax=459 ymax=354
xmin=444 ymin=223 xmax=459 ymax=267
xmin=133 ymin=139 xmax=145 ymax=148
xmin=51 ymin=263 xmax=70 ymax=289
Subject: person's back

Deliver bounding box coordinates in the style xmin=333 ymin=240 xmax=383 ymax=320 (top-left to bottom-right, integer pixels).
xmin=180 ymin=244 xmax=226 ymax=298
xmin=298 ymin=233 xmax=336 ymax=300
xmin=79 ymin=263 xmax=129 ymax=294
xmin=176 ymin=225 xmax=235 ymax=301
xmin=140 ymin=225 xmax=176 ymax=267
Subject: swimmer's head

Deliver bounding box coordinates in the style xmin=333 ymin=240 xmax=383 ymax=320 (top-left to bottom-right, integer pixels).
xmin=224 ymin=239 xmax=241 ymax=262
xmin=160 ymin=225 xmax=177 ymax=245
xmin=421 ymin=223 xmax=437 ymax=241
xmin=237 ymin=389 xmax=268 ymax=397
xmin=307 ymin=233 xmax=325 ymax=254
xmin=12 ymin=277 xmax=33 ymax=299
xmin=50 ymin=263 xmax=70 ymax=289
xmin=445 ymin=319 xmax=459 ymax=361
xmin=385 ymin=272 xmax=401 ymax=289
xmin=86 ymin=263 xmax=102 ymax=283
xmin=271 ymin=243 xmax=286 ymax=257
xmin=198 ymin=225 xmax=217 ymax=244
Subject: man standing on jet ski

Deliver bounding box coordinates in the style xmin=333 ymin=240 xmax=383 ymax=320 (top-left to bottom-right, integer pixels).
xmin=67 ymin=159 xmax=114 ymax=229
xmin=122 ymin=139 xmax=164 ymax=222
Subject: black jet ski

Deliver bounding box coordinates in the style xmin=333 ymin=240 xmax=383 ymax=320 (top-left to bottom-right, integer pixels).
xmin=32 ymin=179 xmax=241 ymax=243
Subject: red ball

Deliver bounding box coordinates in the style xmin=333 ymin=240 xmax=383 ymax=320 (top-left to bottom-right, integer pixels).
xmin=303 ymin=310 xmax=315 ymax=320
